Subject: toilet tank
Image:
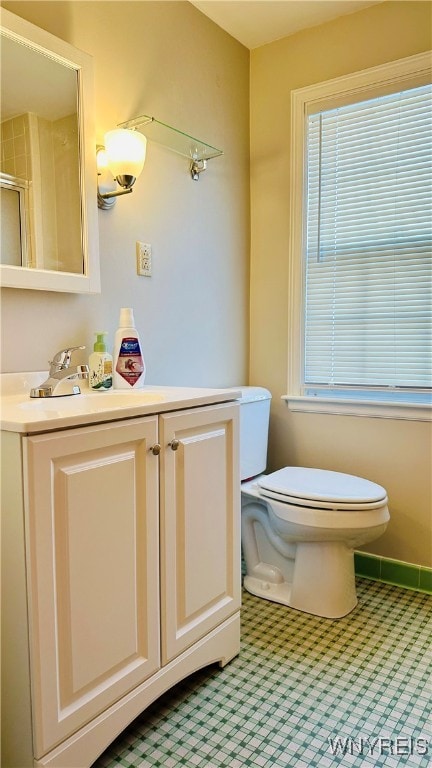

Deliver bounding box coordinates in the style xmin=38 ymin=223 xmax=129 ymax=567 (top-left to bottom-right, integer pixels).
xmin=237 ymin=387 xmax=271 ymax=481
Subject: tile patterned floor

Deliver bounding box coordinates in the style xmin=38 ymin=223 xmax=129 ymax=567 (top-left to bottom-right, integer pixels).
xmin=94 ymin=580 xmax=432 ymax=767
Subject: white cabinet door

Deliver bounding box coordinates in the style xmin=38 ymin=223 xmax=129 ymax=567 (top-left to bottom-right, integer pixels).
xmin=24 ymin=417 xmax=160 ymax=759
xmin=160 ymin=403 xmax=241 ymax=664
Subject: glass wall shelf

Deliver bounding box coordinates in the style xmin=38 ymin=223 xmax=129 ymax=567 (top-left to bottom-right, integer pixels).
xmin=118 ymin=114 xmax=223 ymax=162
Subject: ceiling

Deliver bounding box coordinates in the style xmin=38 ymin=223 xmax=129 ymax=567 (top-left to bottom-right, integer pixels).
xmin=189 ymin=0 xmax=383 ymax=49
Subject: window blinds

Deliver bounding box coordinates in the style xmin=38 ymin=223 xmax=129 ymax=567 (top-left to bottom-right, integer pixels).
xmin=304 ymin=84 xmax=432 ymax=396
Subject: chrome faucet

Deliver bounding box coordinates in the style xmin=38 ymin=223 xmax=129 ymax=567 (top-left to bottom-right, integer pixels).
xmin=30 ymin=346 xmax=89 ymax=398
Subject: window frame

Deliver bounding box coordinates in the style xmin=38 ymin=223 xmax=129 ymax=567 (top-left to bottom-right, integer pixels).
xmin=285 ymin=51 xmax=432 ymax=422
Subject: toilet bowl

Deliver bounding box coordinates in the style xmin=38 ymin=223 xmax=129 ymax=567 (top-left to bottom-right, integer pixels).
xmin=237 ymin=389 xmax=390 ymax=619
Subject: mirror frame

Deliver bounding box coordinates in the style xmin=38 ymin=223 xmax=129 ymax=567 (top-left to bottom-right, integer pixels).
xmin=0 ymin=8 xmax=100 ymax=293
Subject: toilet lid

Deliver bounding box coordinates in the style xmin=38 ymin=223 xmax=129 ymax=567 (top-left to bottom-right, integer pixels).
xmin=258 ymin=467 xmax=387 ymax=510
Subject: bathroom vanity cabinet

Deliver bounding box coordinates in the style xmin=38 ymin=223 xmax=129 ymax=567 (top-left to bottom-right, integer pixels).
xmin=1 ymin=395 xmax=240 ymax=768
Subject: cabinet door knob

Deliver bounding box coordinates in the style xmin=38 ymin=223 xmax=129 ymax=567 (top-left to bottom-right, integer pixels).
xmin=150 ymin=444 xmax=161 ymax=456
xmin=169 ymin=439 xmax=180 ymax=451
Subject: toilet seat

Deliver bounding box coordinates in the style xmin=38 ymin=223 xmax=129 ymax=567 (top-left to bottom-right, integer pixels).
xmin=258 ymin=467 xmax=388 ymax=511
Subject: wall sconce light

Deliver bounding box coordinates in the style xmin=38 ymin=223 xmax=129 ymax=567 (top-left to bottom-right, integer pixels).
xmin=97 ymin=128 xmax=147 ymax=210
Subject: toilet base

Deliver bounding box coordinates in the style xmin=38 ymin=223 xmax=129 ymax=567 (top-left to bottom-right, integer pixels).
xmin=244 ymin=575 xmax=294 ymax=607
xmin=244 ymin=541 xmax=358 ymax=619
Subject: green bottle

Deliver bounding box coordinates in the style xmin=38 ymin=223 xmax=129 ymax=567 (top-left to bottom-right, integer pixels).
xmin=89 ymin=332 xmax=113 ymax=390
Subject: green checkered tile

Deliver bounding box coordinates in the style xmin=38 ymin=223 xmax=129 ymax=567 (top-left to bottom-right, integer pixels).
xmin=94 ymin=579 xmax=431 ymax=767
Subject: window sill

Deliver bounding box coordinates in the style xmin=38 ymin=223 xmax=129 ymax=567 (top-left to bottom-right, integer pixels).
xmin=283 ymin=396 xmax=431 ymax=422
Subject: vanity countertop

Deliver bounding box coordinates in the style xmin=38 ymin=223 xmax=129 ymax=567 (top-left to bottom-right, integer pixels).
xmin=0 ymin=373 xmax=241 ymax=434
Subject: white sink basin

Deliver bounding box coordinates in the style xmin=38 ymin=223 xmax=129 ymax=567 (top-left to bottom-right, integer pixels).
xmin=0 ymin=372 xmax=241 ymax=433
xmin=20 ymin=390 xmax=166 ymax=411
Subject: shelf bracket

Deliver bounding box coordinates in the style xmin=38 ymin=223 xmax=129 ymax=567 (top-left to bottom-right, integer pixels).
xmin=190 ymin=159 xmax=207 ymax=181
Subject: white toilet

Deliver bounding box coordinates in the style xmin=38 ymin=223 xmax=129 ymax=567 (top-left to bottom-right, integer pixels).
xmin=239 ymin=387 xmax=390 ymax=619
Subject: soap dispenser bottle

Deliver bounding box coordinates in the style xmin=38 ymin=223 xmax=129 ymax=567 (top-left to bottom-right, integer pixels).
xmin=89 ymin=332 xmax=113 ymax=390
xmin=113 ymin=308 xmax=146 ymax=389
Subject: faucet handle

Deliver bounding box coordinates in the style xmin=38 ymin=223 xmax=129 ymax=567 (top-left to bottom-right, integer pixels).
xmin=49 ymin=345 xmax=85 ymax=372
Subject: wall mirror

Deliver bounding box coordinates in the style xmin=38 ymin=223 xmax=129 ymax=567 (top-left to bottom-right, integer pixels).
xmin=0 ymin=8 xmax=100 ymax=292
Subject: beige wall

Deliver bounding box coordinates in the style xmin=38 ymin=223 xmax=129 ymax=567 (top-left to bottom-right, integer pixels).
xmin=52 ymin=113 xmax=82 ymax=273
xmin=0 ymin=0 xmax=250 ymax=388
xmin=250 ymin=1 xmax=432 ymax=567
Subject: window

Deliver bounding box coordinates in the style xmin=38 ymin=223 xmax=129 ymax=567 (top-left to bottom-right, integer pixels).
xmin=286 ymin=52 xmax=432 ymax=420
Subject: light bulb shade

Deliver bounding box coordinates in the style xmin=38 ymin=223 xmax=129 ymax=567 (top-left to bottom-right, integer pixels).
xmin=104 ymin=129 xmax=147 ymax=180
